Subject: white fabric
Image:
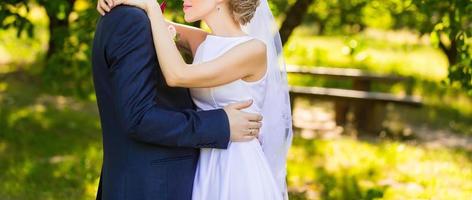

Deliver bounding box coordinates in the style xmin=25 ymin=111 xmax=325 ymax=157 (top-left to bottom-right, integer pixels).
xmin=242 ymin=0 xmax=293 ymax=199
xmin=191 ymin=35 xmax=283 ymax=200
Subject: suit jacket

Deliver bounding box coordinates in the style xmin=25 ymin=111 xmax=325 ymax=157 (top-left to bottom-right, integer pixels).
xmin=92 ymin=6 xmax=230 ymax=200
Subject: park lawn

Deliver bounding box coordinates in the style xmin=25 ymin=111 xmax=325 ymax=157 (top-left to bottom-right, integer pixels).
xmin=0 ymin=75 xmax=102 ymax=199
xmin=1 ymin=74 xmax=472 ymax=199
xmin=287 ymin=135 xmax=472 ymax=200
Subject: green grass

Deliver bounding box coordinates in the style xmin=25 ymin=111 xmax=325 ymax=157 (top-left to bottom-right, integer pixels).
xmin=2 ymin=75 xmax=472 ymax=199
xmin=287 ymin=136 xmax=472 ymax=200
xmin=0 ymin=75 xmax=101 ymax=199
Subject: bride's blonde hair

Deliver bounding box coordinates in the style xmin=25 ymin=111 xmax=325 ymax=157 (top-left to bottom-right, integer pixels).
xmin=228 ymin=0 xmax=260 ymax=25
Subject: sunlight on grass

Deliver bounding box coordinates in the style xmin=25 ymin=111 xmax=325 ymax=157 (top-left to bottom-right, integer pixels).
xmin=287 ymin=136 xmax=472 ymax=199
xmin=0 ymin=82 xmax=8 ymax=92
xmin=0 ymin=141 xmax=6 ymax=154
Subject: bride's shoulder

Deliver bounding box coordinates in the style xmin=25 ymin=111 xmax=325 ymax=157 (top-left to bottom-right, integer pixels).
xmin=242 ymin=38 xmax=266 ymax=57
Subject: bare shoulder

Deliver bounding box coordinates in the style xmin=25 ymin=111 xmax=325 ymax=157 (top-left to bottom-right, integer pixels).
xmin=232 ymin=38 xmax=267 ymax=59
xmin=247 ymin=39 xmax=267 ymax=56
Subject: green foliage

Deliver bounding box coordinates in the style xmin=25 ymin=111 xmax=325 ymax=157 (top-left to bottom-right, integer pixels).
xmin=0 ymin=0 xmax=98 ymax=98
xmin=411 ymin=0 xmax=472 ymax=94
xmin=292 ymin=0 xmax=472 ymax=93
xmin=0 ymin=1 xmax=34 ymax=37
xmin=41 ymin=2 xmax=98 ymax=98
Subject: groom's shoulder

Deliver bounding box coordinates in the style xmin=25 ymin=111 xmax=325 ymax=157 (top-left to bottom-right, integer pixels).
xmin=104 ymin=5 xmax=148 ymax=22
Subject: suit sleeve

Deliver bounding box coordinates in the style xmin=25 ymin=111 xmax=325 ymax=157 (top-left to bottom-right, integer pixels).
xmin=105 ymin=7 xmax=230 ymax=149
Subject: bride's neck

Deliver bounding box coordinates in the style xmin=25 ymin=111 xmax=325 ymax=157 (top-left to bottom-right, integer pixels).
xmin=203 ymin=7 xmax=245 ymax=37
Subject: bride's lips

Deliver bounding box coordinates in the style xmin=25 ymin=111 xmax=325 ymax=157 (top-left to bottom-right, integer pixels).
xmin=183 ymin=4 xmax=192 ymax=12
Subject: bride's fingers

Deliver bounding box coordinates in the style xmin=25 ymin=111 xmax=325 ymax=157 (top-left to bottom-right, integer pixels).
xmin=113 ymin=0 xmax=126 ymax=6
xmin=105 ymin=0 xmax=114 ymax=8
xmin=97 ymin=3 xmax=106 ymax=16
xmin=99 ymin=0 xmax=111 ymax=12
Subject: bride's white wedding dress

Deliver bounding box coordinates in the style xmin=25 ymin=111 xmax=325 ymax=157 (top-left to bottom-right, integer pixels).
xmin=190 ymin=34 xmax=283 ymax=200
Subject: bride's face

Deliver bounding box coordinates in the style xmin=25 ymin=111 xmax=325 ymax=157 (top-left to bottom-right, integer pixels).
xmin=182 ymin=0 xmax=219 ymax=22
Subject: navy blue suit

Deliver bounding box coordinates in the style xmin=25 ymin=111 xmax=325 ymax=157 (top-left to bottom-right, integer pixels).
xmin=91 ymin=6 xmax=230 ymax=200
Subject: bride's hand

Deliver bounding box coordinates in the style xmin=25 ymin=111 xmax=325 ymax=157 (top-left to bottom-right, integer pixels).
xmin=96 ymin=0 xmax=157 ymax=15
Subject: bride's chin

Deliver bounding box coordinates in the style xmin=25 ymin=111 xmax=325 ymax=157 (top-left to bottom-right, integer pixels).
xmin=184 ymin=14 xmax=201 ymax=23
xmin=184 ymin=16 xmax=196 ymax=23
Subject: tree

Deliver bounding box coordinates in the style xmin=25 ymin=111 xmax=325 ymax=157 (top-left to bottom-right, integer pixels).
xmin=279 ymin=0 xmax=316 ymax=44
xmin=1 ymin=0 xmax=97 ymax=97
xmin=0 ymin=1 xmax=34 ymax=38
xmin=1 ymin=0 xmax=77 ymax=58
xmin=412 ymin=0 xmax=472 ymax=93
xmin=39 ymin=0 xmax=76 ymax=58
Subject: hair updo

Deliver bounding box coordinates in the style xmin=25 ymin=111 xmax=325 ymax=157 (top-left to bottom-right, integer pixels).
xmin=228 ymin=0 xmax=260 ymax=25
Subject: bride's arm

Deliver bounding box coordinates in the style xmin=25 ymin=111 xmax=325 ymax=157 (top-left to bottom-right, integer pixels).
xmin=106 ymin=0 xmax=266 ymax=88
xmin=98 ymin=0 xmax=267 ymax=88
xmin=145 ymin=3 xmax=266 ymax=88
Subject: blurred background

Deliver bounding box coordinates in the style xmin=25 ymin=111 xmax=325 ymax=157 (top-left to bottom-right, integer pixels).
xmin=0 ymin=0 xmax=471 ymax=199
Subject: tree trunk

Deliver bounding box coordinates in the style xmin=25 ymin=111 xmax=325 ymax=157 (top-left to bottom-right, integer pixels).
xmin=42 ymin=0 xmax=76 ymax=59
xmin=439 ymin=39 xmax=457 ymax=66
xmin=438 ymin=5 xmax=458 ymax=67
xmin=279 ymin=0 xmax=315 ymax=45
xmin=46 ymin=18 xmax=69 ymax=58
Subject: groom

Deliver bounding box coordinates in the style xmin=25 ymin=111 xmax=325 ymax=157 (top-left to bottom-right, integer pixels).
xmin=92 ymin=5 xmax=262 ymax=200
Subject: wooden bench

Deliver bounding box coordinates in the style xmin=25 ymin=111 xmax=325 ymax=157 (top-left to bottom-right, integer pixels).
xmin=288 ymin=65 xmax=422 ymax=133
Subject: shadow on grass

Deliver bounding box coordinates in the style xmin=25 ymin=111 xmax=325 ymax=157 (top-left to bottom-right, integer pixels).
xmin=0 ymin=72 xmax=102 ymax=199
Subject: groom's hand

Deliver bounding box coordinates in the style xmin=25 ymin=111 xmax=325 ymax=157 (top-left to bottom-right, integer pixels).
xmin=224 ymin=100 xmax=263 ymax=142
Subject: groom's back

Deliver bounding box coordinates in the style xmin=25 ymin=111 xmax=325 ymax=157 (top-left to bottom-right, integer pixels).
xmin=92 ymin=6 xmax=198 ymax=200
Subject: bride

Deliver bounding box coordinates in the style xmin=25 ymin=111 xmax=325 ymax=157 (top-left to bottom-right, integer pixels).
xmin=97 ymin=0 xmax=293 ymax=199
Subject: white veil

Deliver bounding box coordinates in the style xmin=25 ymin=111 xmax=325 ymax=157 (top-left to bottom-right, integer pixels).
xmin=241 ymin=0 xmax=293 ymax=198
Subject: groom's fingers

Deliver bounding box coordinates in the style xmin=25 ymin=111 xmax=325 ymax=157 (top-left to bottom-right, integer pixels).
xmin=247 ymin=121 xmax=262 ymax=129
xmin=245 ymin=128 xmax=260 ymax=137
xmin=226 ymin=100 xmax=253 ymax=110
xmin=244 ymin=112 xmax=263 ymax=122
